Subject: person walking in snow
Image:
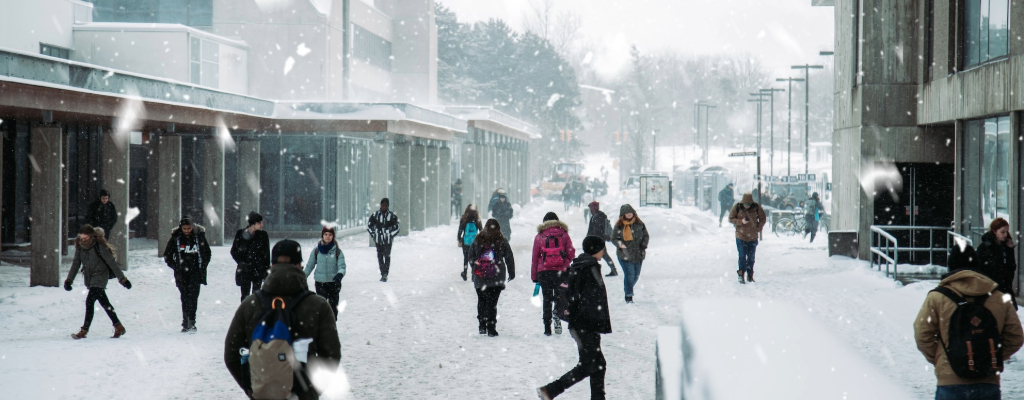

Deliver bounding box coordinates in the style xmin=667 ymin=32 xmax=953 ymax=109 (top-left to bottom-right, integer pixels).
xmin=913 ymin=244 xmax=1023 ymax=400
xmin=729 ymin=193 xmax=766 ymax=284
xmin=85 ymin=189 xmax=118 ymax=239
xmin=491 ymin=193 xmax=514 ymax=240
xmin=230 ymin=211 xmax=270 ymax=302
xmin=451 ymin=179 xmax=464 ymax=218
xmin=468 ymin=218 xmax=516 ymax=337
xmin=65 ymin=225 xmax=132 ymax=340
xmin=458 ymin=204 xmax=483 ymax=281
xmin=803 ymin=192 xmax=825 ymax=243
xmin=587 ymin=202 xmax=618 ymax=277
xmin=613 ymin=204 xmax=649 ymax=304
xmin=304 ymin=226 xmax=346 ymax=320
xmin=977 ymin=218 xmax=1019 ymax=310
xmin=537 ymin=235 xmax=612 ymax=400
xmin=562 ymin=182 xmax=573 ymax=211
xmin=487 ymin=188 xmax=506 ymax=214
xmin=532 ymin=212 xmax=575 ymax=336
xmin=717 ymin=183 xmax=735 ymax=227
xmin=367 ymin=198 xmax=400 ymax=282
xmin=163 ymin=217 xmax=212 ymax=332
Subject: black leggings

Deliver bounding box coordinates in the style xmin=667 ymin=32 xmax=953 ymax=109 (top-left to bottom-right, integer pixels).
xmin=315 ymin=281 xmax=342 ymax=320
xmin=538 ymin=270 xmax=563 ymax=325
xmin=475 ymin=287 xmax=503 ymax=328
xmin=83 ymin=288 xmax=120 ymax=330
xmin=462 ymin=246 xmax=472 ymax=270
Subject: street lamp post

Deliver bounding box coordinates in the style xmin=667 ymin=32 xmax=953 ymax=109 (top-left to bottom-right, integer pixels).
xmin=776 ymin=77 xmax=804 ymax=176
xmin=760 ymin=88 xmax=784 ymax=177
xmin=792 ymin=64 xmax=824 ymax=174
xmin=748 ymin=96 xmax=769 ymax=204
xmin=695 ymin=101 xmax=714 ymax=165
xmin=703 ymin=104 xmax=716 ymax=165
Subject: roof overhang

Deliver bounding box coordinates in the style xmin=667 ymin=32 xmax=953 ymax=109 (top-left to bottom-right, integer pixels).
xmin=440 ymin=106 xmax=540 ymax=141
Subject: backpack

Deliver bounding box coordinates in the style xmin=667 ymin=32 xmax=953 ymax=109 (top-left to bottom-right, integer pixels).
xmin=541 ymin=235 xmax=568 ymax=269
xmin=463 ymin=222 xmax=478 ymax=246
xmin=553 ymin=268 xmax=579 ymax=322
xmin=931 ymin=287 xmax=1004 ymax=379
xmin=244 ymin=290 xmax=314 ymax=399
xmin=473 ymin=246 xmax=498 ymax=279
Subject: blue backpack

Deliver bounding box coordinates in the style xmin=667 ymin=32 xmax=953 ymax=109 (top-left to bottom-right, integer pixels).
xmin=463 ymin=222 xmax=479 ymax=246
xmin=243 ymin=290 xmax=313 ymax=399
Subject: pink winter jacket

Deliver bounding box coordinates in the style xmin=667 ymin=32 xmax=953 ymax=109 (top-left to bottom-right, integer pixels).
xmin=531 ymin=220 xmax=575 ymax=281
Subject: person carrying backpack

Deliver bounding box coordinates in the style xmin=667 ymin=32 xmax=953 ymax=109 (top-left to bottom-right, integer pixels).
xmin=803 ymin=192 xmax=825 ymax=243
xmin=914 ymin=244 xmax=1023 ymax=400
xmin=532 ymin=212 xmax=575 ymax=336
xmin=457 ymin=204 xmax=483 ymax=281
xmin=468 ymin=218 xmax=516 ymax=337
xmin=231 ymin=211 xmax=271 ymax=302
xmin=587 ymin=202 xmax=618 ymax=277
xmin=224 ymin=239 xmax=341 ymax=400
xmin=304 ymin=226 xmax=346 ymax=320
xmin=538 ymin=236 xmax=611 ymax=400
xmin=65 ymin=225 xmax=132 ymax=340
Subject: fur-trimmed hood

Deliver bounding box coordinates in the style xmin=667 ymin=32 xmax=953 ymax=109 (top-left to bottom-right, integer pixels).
xmin=536 ymin=219 xmax=569 ymax=233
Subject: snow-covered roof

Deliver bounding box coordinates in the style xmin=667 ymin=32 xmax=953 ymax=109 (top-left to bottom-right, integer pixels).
xmin=275 ymin=102 xmax=467 ymax=133
xmin=439 ymin=106 xmax=541 ymax=140
xmin=308 ymin=0 xmax=333 ymax=16
xmin=74 ymin=22 xmax=248 ymax=48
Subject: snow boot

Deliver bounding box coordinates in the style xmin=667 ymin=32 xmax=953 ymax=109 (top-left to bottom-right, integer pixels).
xmin=380 ymin=275 xmax=388 ymax=282
xmin=112 ymin=323 xmax=126 ymax=338
xmin=544 ymin=324 xmax=552 ymax=336
xmin=487 ymin=324 xmax=499 ymax=337
xmin=605 ymin=264 xmax=618 ymax=277
xmin=625 ymin=296 xmax=634 ymax=304
xmin=479 ymin=319 xmax=487 ymax=335
xmin=553 ymin=319 xmax=562 ymax=335
xmin=460 ymin=268 xmax=468 ymax=281
xmin=737 ymin=270 xmax=746 ymax=284
xmin=746 ymin=271 xmax=755 ymax=283
xmin=537 ymin=387 xmax=553 ymax=400
xmin=809 ymin=232 xmax=816 ymax=243
xmin=71 ymin=328 xmax=88 ymax=340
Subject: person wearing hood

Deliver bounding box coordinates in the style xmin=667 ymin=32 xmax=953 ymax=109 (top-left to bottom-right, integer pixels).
xmin=305 ymin=226 xmax=347 ymax=320
xmin=230 ymin=211 xmax=270 ymax=302
xmin=612 ymin=204 xmax=649 ymax=304
xmin=468 ymin=219 xmax=516 ymax=337
xmin=491 ymin=193 xmax=514 ymax=240
xmin=803 ymin=192 xmax=825 ymax=243
xmin=717 ymin=183 xmax=735 ymax=227
xmin=587 ymin=202 xmax=618 ymax=277
xmin=163 ymin=217 xmax=212 ymax=332
xmin=729 ymin=193 xmax=766 ymax=284
xmin=537 ymin=236 xmax=611 ymax=400
xmin=532 ymin=212 xmax=575 ymax=336
xmin=224 ymin=239 xmax=341 ymax=400
xmin=977 ymin=218 xmax=1018 ymax=310
xmin=458 ymin=204 xmax=483 ymax=281
xmin=488 ymin=188 xmax=506 ymax=214
xmin=914 ymin=244 xmax=1023 ymax=399
xmin=451 ymin=178 xmax=464 ymax=218
xmin=65 ymin=225 xmax=132 ymax=340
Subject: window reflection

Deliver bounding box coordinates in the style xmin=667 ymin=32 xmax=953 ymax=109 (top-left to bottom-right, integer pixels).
xmin=979 ymin=116 xmax=1010 ymax=228
xmin=965 ymin=0 xmax=1009 ymax=67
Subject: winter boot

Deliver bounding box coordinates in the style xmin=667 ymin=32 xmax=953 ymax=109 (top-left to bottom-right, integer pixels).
xmin=71 ymin=328 xmax=88 ymax=340
xmin=809 ymin=232 xmax=816 ymax=243
xmin=181 ymin=319 xmax=189 ymax=333
xmin=625 ymin=296 xmax=634 ymax=304
xmin=380 ymin=275 xmax=388 ymax=282
xmin=479 ymin=319 xmax=487 ymax=335
xmin=460 ymin=268 xmax=468 ymax=282
xmin=112 ymin=323 xmax=126 ymax=338
xmin=537 ymin=387 xmax=553 ymax=400
xmin=605 ymin=264 xmax=618 ymax=277
xmin=487 ymin=323 xmax=499 ymax=337
xmin=746 ymin=271 xmax=755 ymax=283
xmin=544 ymin=323 xmax=552 ymax=336
xmin=737 ymin=270 xmax=746 ymax=284
xmin=553 ymin=319 xmax=563 ymax=335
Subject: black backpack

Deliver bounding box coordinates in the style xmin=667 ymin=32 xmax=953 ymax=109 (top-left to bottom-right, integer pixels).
xmin=931 ymin=286 xmax=1004 ymax=378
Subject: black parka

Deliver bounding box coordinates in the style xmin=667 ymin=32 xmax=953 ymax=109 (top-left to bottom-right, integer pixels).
xmin=977 ymin=231 xmax=1018 ymax=297
xmin=230 ymin=228 xmax=271 ymax=282
xmin=86 ymin=200 xmax=118 ymax=233
xmin=163 ymin=225 xmax=212 ymax=286
xmin=566 ymin=254 xmax=612 ymax=334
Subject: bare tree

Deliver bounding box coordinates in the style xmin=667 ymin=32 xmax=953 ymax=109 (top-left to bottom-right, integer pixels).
xmin=522 ymin=0 xmax=555 ymax=41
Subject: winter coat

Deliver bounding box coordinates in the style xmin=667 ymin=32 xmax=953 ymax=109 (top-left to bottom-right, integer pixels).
xmin=487 ymin=192 xmax=503 ymax=213
xmin=729 ymin=195 xmax=767 ymax=242
xmin=457 ymin=219 xmax=482 ymax=247
xmin=531 ymin=220 xmax=576 ymax=282
xmin=304 ymin=241 xmax=347 ymax=283
xmin=367 ymin=210 xmax=400 ymax=245
xmin=492 ymin=198 xmax=514 ymax=236
xmin=224 ymin=263 xmax=341 ymax=400
xmin=468 ymin=238 xmax=515 ymax=290
xmin=230 ymin=228 xmax=271 ymax=283
xmin=977 ymin=232 xmax=1018 ymax=297
xmin=613 ymin=205 xmax=649 ymax=262
xmin=804 ymin=198 xmax=825 ymax=219
xmin=913 ymin=269 xmax=1023 ymax=387
xmin=65 ymin=239 xmax=125 ymax=289
xmin=587 ymin=209 xmax=612 ymax=241
xmin=163 ymin=225 xmax=212 ymax=287
xmin=86 ymin=200 xmax=118 ymax=233
xmin=718 ymin=186 xmax=734 ymax=206
xmin=566 ymin=254 xmax=612 ymax=334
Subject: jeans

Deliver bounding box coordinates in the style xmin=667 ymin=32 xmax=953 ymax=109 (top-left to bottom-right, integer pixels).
xmin=544 ymin=328 xmax=606 ymax=399
xmin=83 ymin=288 xmax=120 ymax=330
xmin=239 ymin=277 xmax=263 ymax=303
xmin=618 ymin=257 xmax=643 ymax=297
xmin=736 ymin=239 xmax=758 ymax=272
xmin=538 ymin=270 xmax=563 ymax=327
xmin=178 ymin=281 xmax=202 ymax=327
xmin=375 ymin=243 xmax=392 ymax=277
xmin=315 ymin=281 xmax=341 ymax=320
xmin=935 ymin=384 xmax=1000 ymax=400
xmin=475 ymin=287 xmax=503 ymax=329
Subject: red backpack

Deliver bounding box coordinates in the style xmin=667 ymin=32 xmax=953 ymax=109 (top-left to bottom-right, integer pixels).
xmin=541 ymin=235 xmax=568 ymax=269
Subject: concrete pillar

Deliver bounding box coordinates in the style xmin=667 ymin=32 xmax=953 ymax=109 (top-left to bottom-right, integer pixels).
xmin=461 ymin=142 xmax=477 ymax=212
xmin=146 ymin=135 xmax=161 ymax=238
xmin=61 ymin=132 xmax=69 ymax=256
xmin=237 ymin=140 xmax=261 ymax=230
xmin=478 ymin=140 xmax=489 ymax=208
xmin=337 ymin=141 xmax=352 ymax=227
xmin=30 ymin=126 xmax=63 ymax=287
xmin=409 ymin=144 xmax=427 ymax=231
xmin=203 ymin=138 xmax=225 ymax=246
xmin=425 ymin=146 xmax=440 ymax=228
xmin=439 ymin=145 xmax=452 ymax=224
xmin=157 ymin=135 xmax=182 ymax=256
xmin=369 ymin=139 xmax=390 ymax=244
xmin=102 ymin=127 xmax=130 ymax=269
xmin=391 ymin=141 xmax=411 ymax=236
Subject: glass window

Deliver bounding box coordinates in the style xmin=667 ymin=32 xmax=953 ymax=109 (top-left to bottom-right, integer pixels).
xmin=964 ymin=0 xmax=1010 ymax=68
xmin=352 ymin=24 xmax=393 ymax=71
xmin=974 ymin=116 xmax=1011 ymax=229
xmin=281 ymin=137 xmax=324 ymax=227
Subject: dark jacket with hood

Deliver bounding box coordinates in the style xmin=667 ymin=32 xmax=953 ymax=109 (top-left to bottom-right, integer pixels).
xmin=224 ymin=264 xmax=342 ymax=400
xmin=587 ymin=205 xmax=612 ymax=241
xmin=230 ymin=228 xmax=271 ymax=282
xmin=86 ymin=200 xmax=118 ymax=233
xmin=163 ymin=225 xmax=212 ymax=286
xmin=566 ymin=254 xmax=612 ymax=334
xmin=977 ymin=231 xmax=1018 ymax=296
xmin=531 ymin=220 xmax=575 ymax=281
xmin=718 ymin=186 xmax=734 ymax=206
xmin=613 ymin=204 xmax=650 ymax=262
xmin=491 ymin=195 xmax=513 ymax=223
xmin=66 ymin=238 xmax=126 ymax=289
xmin=468 ymin=237 xmax=515 ymax=290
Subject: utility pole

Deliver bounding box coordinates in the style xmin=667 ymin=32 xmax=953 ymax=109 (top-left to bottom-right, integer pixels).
xmin=792 ymin=64 xmax=824 ymax=174
xmin=760 ymin=88 xmax=784 ymax=177
xmin=703 ymin=104 xmax=716 ymax=165
xmin=695 ymin=101 xmax=715 ymax=165
xmin=748 ymin=95 xmax=769 ymax=204
xmin=776 ymin=77 xmax=805 ymax=176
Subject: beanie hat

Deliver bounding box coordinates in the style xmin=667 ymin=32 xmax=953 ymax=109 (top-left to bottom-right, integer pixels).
xmin=583 ymin=235 xmax=605 ymax=255
xmin=247 ymin=211 xmax=264 ymax=226
xmin=381 ymin=198 xmax=390 ymax=206
xmin=78 ymin=225 xmax=96 ymax=235
xmin=271 ymin=239 xmax=303 ymax=264
xmin=99 ymin=189 xmax=110 ymax=197
xmin=543 ymin=212 xmax=559 ymax=222
xmin=321 ymin=226 xmax=336 ymax=237
xmin=947 ymin=244 xmax=979 ymax=272
xmin=179 ymin=217 xmax=193 ymax=227
xmin=588 ymin=201 xmax=600 ymax=213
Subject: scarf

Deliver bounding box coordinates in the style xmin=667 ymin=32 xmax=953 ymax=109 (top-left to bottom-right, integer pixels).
xmin=622 ymin=218 xmax=635 ymax=241
xmin=318 ymin=241 xmax=336 ymax=255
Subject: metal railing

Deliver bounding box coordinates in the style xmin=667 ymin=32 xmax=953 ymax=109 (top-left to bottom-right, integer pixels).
xmin=869 ymin=225 xmax=957 ymax=281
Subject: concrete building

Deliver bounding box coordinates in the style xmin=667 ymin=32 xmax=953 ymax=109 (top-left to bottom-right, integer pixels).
xmin=825 ymin=0 xmax=1022 ymax=296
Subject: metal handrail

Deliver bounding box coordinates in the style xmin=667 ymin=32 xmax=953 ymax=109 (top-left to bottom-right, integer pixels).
xmin=870 ymin=226 xmax=899 ymax=279
xmin=869 ymin=225 xmax=958 ymax=281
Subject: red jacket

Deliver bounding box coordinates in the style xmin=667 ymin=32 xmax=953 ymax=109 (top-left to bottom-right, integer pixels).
xmin=531 ymin=220 xmax=575 ymax=281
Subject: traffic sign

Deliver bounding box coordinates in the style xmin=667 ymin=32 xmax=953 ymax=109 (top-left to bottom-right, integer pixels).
xmin=730 ymin=151 xmax=757 ymax=157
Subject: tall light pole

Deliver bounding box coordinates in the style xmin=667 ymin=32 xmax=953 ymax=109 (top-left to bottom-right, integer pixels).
xmin=792 ymin=64 xmax=824 ymax=174
xmin=748 ymin=95 xmax=768 ymax=204
xmin=776 ymin=77 xmax=804 ymax=176
xmin=760 ymin=88 xmax=784 ymax=177
xmin=696 ymin=101 xmax=714 ymax=165
xmin=703 ymin=104 xmax=716 ymax=165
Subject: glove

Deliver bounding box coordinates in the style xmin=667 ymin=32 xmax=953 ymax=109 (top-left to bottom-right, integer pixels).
xmin=120 ymin=278 xmax=132 ymax=290
xmin=64 ymin=281 xmax=72 ymax=291
xmin=333 ymin=273 xmax=343 ymax=284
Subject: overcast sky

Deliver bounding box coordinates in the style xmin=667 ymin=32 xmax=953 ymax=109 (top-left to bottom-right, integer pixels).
xmin=436 ymin=0 xmax=835 ymax=79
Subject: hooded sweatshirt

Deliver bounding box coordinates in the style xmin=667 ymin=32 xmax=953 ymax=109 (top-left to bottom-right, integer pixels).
xmin=613 ymin=204 xmax=649 ymax=262
xmin=913 ymin=269 xmax=1023 ymax=386
xmin=728 ymin=193 xmax=767 ymax=242
xmin=531 ymin=220 xmax=576 ymax=281
xmin=566 ymin=254 xmax=612 ymax=334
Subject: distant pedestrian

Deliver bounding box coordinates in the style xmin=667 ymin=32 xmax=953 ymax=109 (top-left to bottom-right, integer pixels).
xmin=977 ymin=218 xmax=1019 ymax=310
xmin=468 ymin=218 xmax=516 ymax=337
xmin=717 ymin=183 xmax=735 ymax=227
xmin=487 ymin=188 xmax=506 ymax=214
xmin=458 ymin=204 xmax=483 ymax=281
xmin=86 ymin=189 xmax=117 ymax=239
xmin=587 ymin=202 xmax=618 ymax=277
xmin=304 ymin=226 xmax=346 ymax=320
xmin=65 ymin=225 xmax=132 ymax=340
xmin=452 ymin=178 xmax=464 ymax=218
xmin=163 ymin=217 xmax=212 ymax=332
xmin=561 ymin=183 xmax=572 ymax=211
xmin=367 ymin=198 xmax=400 ymax=282
xmin=230 ymin=211 xmax=270 ymax=302
xmin=804 ymin=192 xmax=825 ymax=243
xmin=532 ymin=212 xmax=575 ymax=336
xmin=613 ymin=204 xmax=649 ymax=304
xmin=729 ymin=193 xmax=766 ymax=284
xmin=537 ymin=235 xmax=612 ymax=400
xmin=492 ymin=193 xmax=514 ymax=240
